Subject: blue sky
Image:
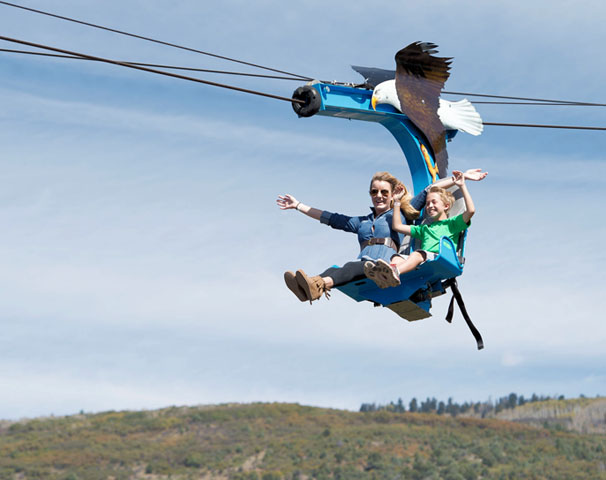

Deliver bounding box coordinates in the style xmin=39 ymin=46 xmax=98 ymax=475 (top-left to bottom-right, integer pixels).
xmin=1 ymin=0 xmax=605 ymax=419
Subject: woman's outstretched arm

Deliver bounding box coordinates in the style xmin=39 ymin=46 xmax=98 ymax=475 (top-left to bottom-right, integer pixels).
xmin=276 ymin=194 xmax=323 ymax=221
xmin=433 ymin=168 xmax=488 ymax=189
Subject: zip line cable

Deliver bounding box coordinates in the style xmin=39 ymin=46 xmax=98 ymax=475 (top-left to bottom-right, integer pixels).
xmin=0 ymin=35 xmax=305 ymax=105
xmin=4 ymin=46 xmax=606 ymax=110
xmin=0 ymin=48 xmax=304 ymax=81
xmin=469 ymin=101 xmax=605 ymax=106
xmin=1 ymin=38 xmax=604 ymax=130
xmin=2 ymin=2 xmax=604 ymax=108
xmin=3 ymin=47 xmax=606 ymax=108
xmin=483 ymin=122 xmax=606 ymax=131
xmin=443 ymin=90 xmax=605 ymax=107
xmin=0 ymin=0 xmax=312 ymax=81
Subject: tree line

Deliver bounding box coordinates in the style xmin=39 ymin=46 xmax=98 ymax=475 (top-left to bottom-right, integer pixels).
xmin=360 ymin=392 xmax=567 ymax=417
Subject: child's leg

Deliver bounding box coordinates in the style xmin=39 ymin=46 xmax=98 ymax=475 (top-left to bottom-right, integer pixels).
xmin=390 ymin=251 xmax=425 ymax=275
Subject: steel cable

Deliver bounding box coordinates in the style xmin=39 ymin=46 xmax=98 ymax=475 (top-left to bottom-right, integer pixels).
xmin=0 ymin=48 xmax=305 ymax=81
xmin=482 ymin=122 xmax=606 ymax=131
xmin=3 ymin=2 xmax=605 ymax=109
xmin=0 ymin=0 xmax=313 ymax=81
xmin=2 ymin=38 xmax=604 ymax=129
xmin=443 ymin=90 xmax=606 ymax=107
xmin=0 ymin=35 xmax=304 ymax=104
xmin=5 ymin=48 xmax=606 ymax=109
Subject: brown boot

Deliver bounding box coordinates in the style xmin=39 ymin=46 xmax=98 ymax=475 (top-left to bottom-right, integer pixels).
xmin=295 ymin=270 xmax=330 ymax=304
xmin=284 ymin=271 xmax=308 ymax=302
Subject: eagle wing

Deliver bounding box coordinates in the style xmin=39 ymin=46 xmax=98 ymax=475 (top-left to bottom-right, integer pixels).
xmin=351 ymin=65 xmax=395 ymax=89
xmin=395 ymin=42 xmax=452 ymax=177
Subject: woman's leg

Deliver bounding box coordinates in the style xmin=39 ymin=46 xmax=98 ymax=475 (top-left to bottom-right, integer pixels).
xmin=285 ymin=261 xmax=367 ymax=303
xmin=319 ymin=260 xmax=366 ymax=288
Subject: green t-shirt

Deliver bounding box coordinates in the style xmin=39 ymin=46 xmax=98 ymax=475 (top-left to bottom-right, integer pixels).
xmin=409 ymin=214 xmax=470 ymax=253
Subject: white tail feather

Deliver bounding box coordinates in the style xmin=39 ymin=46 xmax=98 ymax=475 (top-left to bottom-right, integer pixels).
xmin=438 ymin=98 xmax=484 ymax=136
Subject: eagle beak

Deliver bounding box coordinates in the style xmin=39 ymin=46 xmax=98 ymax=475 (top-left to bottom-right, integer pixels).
xmin=371 ymin=95 xmax=377 ymax=111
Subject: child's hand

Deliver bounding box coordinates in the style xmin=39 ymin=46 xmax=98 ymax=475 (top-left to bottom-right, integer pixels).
xmin=393 ymin=184 xmax=405 ymax=201
xmin=453 ymin=170 xmax=465 ymax=187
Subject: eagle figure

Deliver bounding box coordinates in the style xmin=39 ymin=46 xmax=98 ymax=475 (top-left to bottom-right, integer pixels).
xmin=353 ymin=42 xmax=483 ymax=178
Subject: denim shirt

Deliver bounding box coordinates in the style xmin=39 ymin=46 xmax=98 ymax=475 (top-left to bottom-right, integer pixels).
xmin=319 ymin=189 xmax=428 ymax=262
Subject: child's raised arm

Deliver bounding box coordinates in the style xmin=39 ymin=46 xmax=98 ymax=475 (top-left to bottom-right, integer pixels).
xmin=392 ymin=185 xmax=412 ymax=235
xmin=453 ymin=171 xmax=476 ymax=223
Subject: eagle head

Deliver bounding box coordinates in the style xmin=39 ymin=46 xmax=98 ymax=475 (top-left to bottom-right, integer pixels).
xmin=371 ymin=80 xmax=400 ymax=112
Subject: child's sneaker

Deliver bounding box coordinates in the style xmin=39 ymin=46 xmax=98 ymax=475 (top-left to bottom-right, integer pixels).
xmin=364 ymin=259 xmax=401 ymax=288
xmin=363 ymin=261 xmax=377 ymax=281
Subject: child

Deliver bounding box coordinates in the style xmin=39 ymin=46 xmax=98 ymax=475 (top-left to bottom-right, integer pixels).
xmin=364 ymin=170 xmax=475 ymax=288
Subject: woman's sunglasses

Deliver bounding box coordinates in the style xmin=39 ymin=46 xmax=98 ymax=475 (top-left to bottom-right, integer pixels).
xmin=369 ymin=189 xmax=390 ymax=197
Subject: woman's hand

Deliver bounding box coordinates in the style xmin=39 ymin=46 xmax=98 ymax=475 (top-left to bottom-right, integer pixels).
xmin=277 ymin=194 xmax=323 ymax=220
xmin=276 ymin=194 xmax=299 ymax=210
xmin=464 ymin=168 xmax=488 ymax=181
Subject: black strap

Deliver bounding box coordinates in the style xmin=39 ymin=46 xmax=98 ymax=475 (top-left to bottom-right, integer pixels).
xmin=446 ymin=294 xmax=455 ymax=323
xmin=443 ymin=279 xmax=484 ymax=350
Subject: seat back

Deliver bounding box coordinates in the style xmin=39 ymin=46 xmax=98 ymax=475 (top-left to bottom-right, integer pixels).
xmin=447 ymin=185 xmax=467 ymax=263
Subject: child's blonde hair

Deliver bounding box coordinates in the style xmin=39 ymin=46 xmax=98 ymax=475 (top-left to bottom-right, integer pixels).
xmin=370 ymin=172 xmax=420 ymax=221
xmin=428 ymin=185 xmax=455 ymax=213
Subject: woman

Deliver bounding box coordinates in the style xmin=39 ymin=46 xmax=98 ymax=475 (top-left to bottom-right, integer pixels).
xmin=277 ymin=169 xmax=487 ymax=303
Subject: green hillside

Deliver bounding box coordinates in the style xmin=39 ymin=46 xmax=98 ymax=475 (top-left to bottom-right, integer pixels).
xmin=1 ymin=402 xmax=605 ymax=480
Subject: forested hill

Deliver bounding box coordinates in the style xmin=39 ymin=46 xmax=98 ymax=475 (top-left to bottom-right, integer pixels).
xmin=361 ymin=396 xmax=606 ymax=434
xmin=1 ymin=402 xmax=605 ymax=479
xmin=466 ymin=397 xmax=606 ymax=434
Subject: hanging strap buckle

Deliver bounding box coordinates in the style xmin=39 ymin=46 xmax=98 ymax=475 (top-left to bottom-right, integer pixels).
xmin=442 ymin=278 xmax=484 ymax=350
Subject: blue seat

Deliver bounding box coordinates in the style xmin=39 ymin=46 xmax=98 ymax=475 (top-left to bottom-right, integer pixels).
xmin=335 ymin=234 xmax=465 ymax=321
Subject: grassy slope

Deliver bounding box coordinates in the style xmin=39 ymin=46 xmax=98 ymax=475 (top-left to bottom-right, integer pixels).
xmin=0 ymin=403 xmax=605 ymax=480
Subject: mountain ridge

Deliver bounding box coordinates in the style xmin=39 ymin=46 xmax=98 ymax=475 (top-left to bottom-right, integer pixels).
xmin=0 ymin=400 xmax=605 ymax=479
xmin=462 ymin=397 xmax=606 ymax=434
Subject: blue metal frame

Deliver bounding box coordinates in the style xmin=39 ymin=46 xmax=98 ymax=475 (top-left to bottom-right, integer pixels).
xmin=309 ymin=83 xmax=456 ymax=193
xmin=303 ymin=82 xmax=465 ymax=318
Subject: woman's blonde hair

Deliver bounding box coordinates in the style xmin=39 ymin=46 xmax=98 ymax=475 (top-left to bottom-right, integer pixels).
xmin=370 ymin=172 xmax=420 ymax=220
xmin=428 ymin=185 xmax=455 ymax=212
